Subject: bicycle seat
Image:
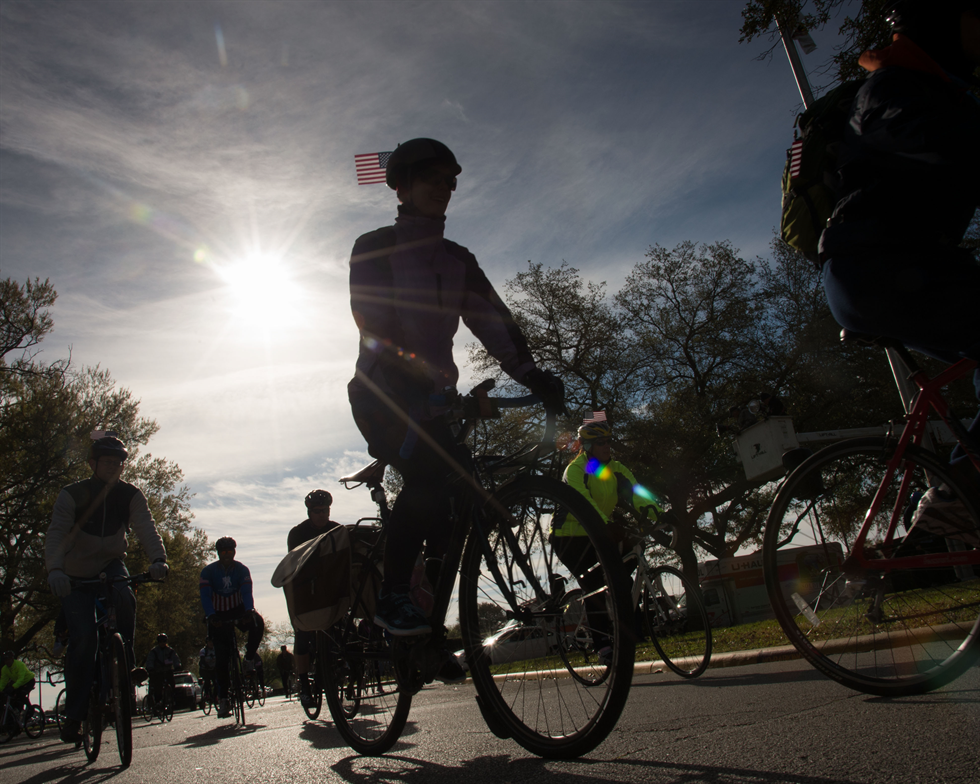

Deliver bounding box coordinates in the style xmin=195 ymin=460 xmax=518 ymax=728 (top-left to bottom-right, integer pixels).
xmin=339 ymin=459 xmax=387 ymax=485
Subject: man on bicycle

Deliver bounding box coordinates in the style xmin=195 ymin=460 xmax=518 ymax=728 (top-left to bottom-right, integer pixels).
xmin=347 ymin=138 xmax=565 ymax=644
xmin=145 ymin=633 xmax=181 ymax=711
xmin=0 ymin=651 xmax=36 ymax=724
xmin=44 ymin=434 xmax=169 ymax=744
xmin=199 ymin=537 xmax=264 ymax=718
xmin=199 ymin=637 xmax=217 ymax=704
xmin=286 ymin=489 xmax=339 ymax=705
xmin=819 ymin=1 xmax=980 ymax=535
xmin=556 ymin=415 xmax=665 ymax=664
xmin=276 ymin=645 xmax=294 ymax=698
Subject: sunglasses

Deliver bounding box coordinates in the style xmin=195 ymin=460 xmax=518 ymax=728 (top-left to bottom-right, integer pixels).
xmin=416 ymin=170 xmax=457 ymax=191
xmin=218 ymin=549 xmax=235 ymax=555
xmin=591 ymin=438 xmax=611 ymax=447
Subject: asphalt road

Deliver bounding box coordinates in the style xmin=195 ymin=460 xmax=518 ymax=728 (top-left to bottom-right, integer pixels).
xmin=2 ymin=657 xmax=978 ymax=784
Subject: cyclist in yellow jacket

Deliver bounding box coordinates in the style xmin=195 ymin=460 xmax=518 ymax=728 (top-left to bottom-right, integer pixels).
xmin=554 ymin=416 xmax=664 ymax=665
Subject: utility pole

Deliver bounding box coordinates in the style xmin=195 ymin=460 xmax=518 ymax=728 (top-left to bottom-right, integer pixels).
xmin=776 ymin=16 xmax=815 ymax=109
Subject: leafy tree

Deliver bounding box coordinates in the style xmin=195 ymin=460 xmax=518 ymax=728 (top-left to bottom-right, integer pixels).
xmin=739 ymin=0 xmax=895 ymax=83
xmin=0 ymin=277 xmax=208 ymax=664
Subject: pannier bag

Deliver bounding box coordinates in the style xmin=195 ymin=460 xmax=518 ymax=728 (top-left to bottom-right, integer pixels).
xmin=272 ymin=526 xmax=352 ymax=631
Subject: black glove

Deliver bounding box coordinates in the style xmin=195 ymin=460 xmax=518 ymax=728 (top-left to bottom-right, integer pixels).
xmin=522 ymin=368 xmax=568 ymax=416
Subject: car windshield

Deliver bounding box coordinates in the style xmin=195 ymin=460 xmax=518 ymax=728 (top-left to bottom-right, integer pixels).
xmin=174 ymin=673 xmax=193 ymax=684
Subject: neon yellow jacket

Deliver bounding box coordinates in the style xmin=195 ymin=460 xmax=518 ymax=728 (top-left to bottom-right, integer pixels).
xmin=556 ymin=452 xmax=662 ymax=537
xmin=0 ymin=659 xmax=34 ymax=691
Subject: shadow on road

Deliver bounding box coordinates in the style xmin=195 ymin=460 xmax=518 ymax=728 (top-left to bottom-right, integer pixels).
xmin=327 ymin=753 xmax=867 ymax=784
xmin=630 ymin=666 xmax=829 ymax=690
xmin=178 ymin=720 xmax=265 ymax=748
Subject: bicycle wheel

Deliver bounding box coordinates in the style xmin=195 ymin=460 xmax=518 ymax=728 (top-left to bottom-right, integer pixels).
xmin=324 ymin=623 xmax=411 ymax=755
xmin=301 ymin=667 xmax=322 ymax=720
xmin=551 ymin=588 xmax=610 ymax=686
xmin=201 ymin=683 xmax=213 ymax=715
xmin=82 ymin=685 xmax=102 ymax=762
xmin=643 ymin=565 xmax=712 ymax=678
xmin=23 ymin=705 xmax=45 ymax=738
xmin=244 ymin=675 xmax=256 ymax=709
xmin=459 ymin=475 xmax=635 ymax=759
xmin=231 ymin=656 xmax=246 ymax=724
xmin=256 ymin=681 xmax=266 ymax=707
xmin=110 ymin=634 xmax=133 ymax=766
xmin=764 ymin=437 xmax=980 ymax=697
xmin=163 ymin=685 xmax=174 ymax=722
xmin=54 ymin=689 xmax=67 ymax=732
xmin=0 ymin=706 xmax=15 ymax=743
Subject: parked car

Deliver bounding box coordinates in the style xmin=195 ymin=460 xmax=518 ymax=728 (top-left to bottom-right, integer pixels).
xmin=172 ymin=671 xmax=202 ymax=710
xmin=455 ymin=621 xmax=557 ymax=671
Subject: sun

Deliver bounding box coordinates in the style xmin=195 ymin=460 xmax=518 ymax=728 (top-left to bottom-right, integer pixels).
xmin=215 ymin=252 xmax=305 ymax=336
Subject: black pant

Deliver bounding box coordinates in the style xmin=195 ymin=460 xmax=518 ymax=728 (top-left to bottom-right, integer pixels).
xmin=207 ymin=609 xmax=264 ymax=699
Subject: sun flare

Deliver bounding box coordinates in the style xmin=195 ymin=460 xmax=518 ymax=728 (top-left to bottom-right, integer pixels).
xmin=215 ymin=252 xmax=305 ymax=336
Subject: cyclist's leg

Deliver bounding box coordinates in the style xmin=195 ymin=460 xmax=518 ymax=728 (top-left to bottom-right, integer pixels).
xmin=553 ymin=535 xmax=611 ymax=654
xmin=239 ymin=611 xmax=264 ymax=664
xmin=105 ymin=560 xmax=138 ymax=669
xmin=60 ymin=586 xmax=99 ymax=724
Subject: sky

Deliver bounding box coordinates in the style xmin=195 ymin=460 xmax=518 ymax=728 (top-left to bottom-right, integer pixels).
xmin=0 ymin=0 xmax=847 ymax=628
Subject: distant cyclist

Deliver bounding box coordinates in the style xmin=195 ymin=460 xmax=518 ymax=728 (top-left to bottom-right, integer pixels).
xmin=44 ymin=434 xmax=169 ymax=743
xmin=555 ymin=414 xmax=665 ymax=664
xmin=276 ymin=645 xmax=294 ymax=699
xmin=286 ymin=489 xmax=338 ymax=706
xmin=819 ymin=0 xmax=980 ymax=539
xmin=145 ymin=633 xmax=181 ymax=709
xmin=1 ymin=651 xmax=36 ymax=721
xmin=198 ymin=637 xmax=217 ymax=703
xmin=199 ymin=537 xmax=265 ymax=718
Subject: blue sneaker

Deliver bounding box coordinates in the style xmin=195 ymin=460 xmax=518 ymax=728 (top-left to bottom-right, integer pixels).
xmin=374 ymin=589 xmax=431 ymax=636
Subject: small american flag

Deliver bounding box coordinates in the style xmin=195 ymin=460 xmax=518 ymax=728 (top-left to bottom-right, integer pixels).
xmin=789 ymin=138 xmax=803 ymax=180
xmin=355 ymin=151 xmax=392 ymax=185
xmin=583 ymin=410 xmax=607 ymax=424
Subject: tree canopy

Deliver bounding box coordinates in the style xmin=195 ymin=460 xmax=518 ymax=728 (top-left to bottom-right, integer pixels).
xmin=1 ymin=277 xmax=211 ymax=669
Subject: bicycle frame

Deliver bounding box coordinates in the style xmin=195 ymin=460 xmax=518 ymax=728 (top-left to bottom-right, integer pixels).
xmin=838 ymin=352 xmax=979 ymax=575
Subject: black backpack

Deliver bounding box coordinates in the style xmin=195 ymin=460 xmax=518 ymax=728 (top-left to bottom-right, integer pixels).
xmin=780 ymin=79 xmax=863 ymax=266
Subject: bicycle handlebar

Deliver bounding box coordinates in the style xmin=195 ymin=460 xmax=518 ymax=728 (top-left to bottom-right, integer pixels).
xmin=70 ymin=572 xmax=165 ymax=589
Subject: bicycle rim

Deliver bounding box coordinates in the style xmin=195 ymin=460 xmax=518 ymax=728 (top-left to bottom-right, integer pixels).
xmin=83 ymin=686 xmax=102 ymax=761
xmin=257 ymin=683 xmax=266 ymax=707
xmin=232 ymin=660 xmax=246 ymax=724
xmin=202 ymin=687 xmax=213 ymax=715
xmin=459 ymin=475 xmax=635 ymax=759
xmin=764 ymin=438 xmax=980 ymax=696
xmin=164 ymin=687 xmax=174 ymax=722
xmin=552 ymin=589 xmax=610 ymax=686
xmin=111 ymin=634 xmax=133 ymax=767
xmin=24 ymin=706 xmax=45 ymax=738
xmin=644 ymin=565 xmax=712 ymax=678
xmin=324 ymin=624 xmax=411 ymax=755
xmin=55 ymin=689 xmax=67 ymax=731
xmin=245 ymin=677 xmax=256 ymax=709
xmin=301 ymin=674 xmax=322 ymax=720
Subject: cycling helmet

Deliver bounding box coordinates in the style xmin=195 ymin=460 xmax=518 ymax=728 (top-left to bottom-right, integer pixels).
xmin=215 ymin=536 xmax=237 ymax=552
xmin=385 ymin=138 xmax=461 ymax=190
xmin=156 ymin=633 xmax=168 ymax=644
xmin=886 ymin=0 xmax=980 ymax=78
xmin=304 ymin=489 xmax=333 ymax=509
xmin=577 ymin=421 xmax=613 ymax=452
xmin=90 ymin=436 xmax=128 ymax=461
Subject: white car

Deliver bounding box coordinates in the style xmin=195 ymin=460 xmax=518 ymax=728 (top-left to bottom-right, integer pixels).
xmin=173 ymin=671 xmax=203 ymax=710
xmin=456 ymin=622 xmax=557 ymax=670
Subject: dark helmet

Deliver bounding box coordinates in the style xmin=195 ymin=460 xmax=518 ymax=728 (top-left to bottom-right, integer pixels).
xmin=90 ymin=436 xmax=128 ymax=461
xmin=304 ymin=489 xmax=333 ymax=510
xmin=215 ymin=536 xmax=237 ymax=552
xmin=385 ymin=138 xmax=461 ymax=190
xmin=156 ymin=633 xmax=168 ymax=644
xmin=886 ymin=0 xmax=980 ymax=78
xmin=1 ymin=650 xmax=13 ymax=660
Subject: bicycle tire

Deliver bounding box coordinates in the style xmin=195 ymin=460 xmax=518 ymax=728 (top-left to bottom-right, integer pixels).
xmin=459 ymin=475 xmax=635 ymax=759
xmin=0 ymin=704 xmax=15 ymax=743
xmin=231 ymin=655 xmax=246 ymax=724
xmin=244 ymin=675 xmax=256 ymax=709
xmin=82 ymin=684 xmax=102 ymax=762
xmin=552 ymin=588 xmax=610 ymax=686
xmin=163 ymin=684 xmax=174 ymax=722
xmin=256 ymin=681 xmax=266 ymax=707
xmin=201 ymin=682 xmax=214 ymax=715
xmin=644 ymin=565 xmax=712 ymax=678
xmin=301 ymin=670 xmax=322 ymax=720
xmin=764 ymin=437 xmax=980 ymax=697
xmin=23 ymin=705 xmax=45 ymax=739
xmin=324 ymin=621 xmax=411 ymax=755
xmin=110 ymin=634 xmax=133 ymax=766
xmin=54 ymin=689 xmax=67 ymax=732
